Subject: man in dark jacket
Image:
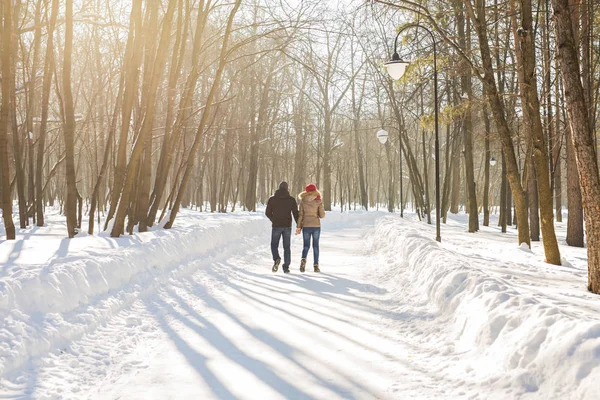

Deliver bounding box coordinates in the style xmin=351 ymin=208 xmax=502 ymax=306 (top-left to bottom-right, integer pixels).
xmin=265 ymin=181 xmax=299 ymax=273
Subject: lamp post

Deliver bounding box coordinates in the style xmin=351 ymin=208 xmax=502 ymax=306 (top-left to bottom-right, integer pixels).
xmin=384 ymin=23 xmax=440 ymax=242
xmin=376 ymin=129 xmax=394 ymax=213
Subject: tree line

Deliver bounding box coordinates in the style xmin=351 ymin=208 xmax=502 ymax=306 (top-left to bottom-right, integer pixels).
xmin=0 ymin=0 xmax=599 ymax=293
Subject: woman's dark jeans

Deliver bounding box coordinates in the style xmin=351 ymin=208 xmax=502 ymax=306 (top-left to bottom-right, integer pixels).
xmin=301 ymin=227 xmax=320 ymax=264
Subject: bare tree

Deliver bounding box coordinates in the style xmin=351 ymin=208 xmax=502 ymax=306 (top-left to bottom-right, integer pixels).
xmin=551 ymin=0 xmax=600 ymax=293
xmin=164 ymin=0 xmax=242 ymax=229
xmin=0 ymin=0 xmax=16 ymax=240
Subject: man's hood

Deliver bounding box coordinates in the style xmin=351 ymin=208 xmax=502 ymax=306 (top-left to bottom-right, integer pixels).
xmin=275 ymin=188 xmax=290 ymax=198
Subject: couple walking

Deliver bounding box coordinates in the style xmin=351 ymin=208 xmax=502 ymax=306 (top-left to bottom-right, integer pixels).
xmin=265 ymin=181 xmax=325 ymax=274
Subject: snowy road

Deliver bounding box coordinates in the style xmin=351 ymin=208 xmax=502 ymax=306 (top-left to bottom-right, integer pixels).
xmin=8 ymin=220 xmax=447 ymax=399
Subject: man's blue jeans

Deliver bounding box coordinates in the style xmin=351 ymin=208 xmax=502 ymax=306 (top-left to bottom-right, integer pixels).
xmin=271 ymin=227 xmax=292 ymax=267
xmin=302 ymin=227 xmax=320 ymax=265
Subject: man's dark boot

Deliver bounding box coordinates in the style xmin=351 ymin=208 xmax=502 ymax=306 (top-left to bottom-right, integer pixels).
xmin=313 ymin=264 xmax=320 ymax=273
xmin=300 ymin=258 xmax=306 ymax=273
xmin=272 ymin=258 xmax=281 ymax=273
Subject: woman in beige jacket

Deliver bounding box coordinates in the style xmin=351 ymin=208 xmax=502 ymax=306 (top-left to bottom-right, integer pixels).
xmin=295 ymin=183 xmax=325 ymax=272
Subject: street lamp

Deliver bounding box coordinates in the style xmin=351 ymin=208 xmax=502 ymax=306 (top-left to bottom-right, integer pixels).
xmin=384 ymin=56 xmax=410 ymax=81
xmin=489 ymin=156 xmax=497 ymax=166
xmin=384 ymin=23 xmax=441 ymax=242
xmin=376 ymin=129 xmax=388 ymax=144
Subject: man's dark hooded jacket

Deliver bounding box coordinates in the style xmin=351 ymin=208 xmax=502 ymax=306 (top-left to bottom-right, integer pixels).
xmin=266 ymin=184 xmax=299 ymax=228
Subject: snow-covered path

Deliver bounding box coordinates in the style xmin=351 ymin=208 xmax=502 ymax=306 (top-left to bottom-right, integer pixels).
xmin=14 ymin=223 xmax=450 ymax=399
xmin=2 ymin=211 xmax=599 ymax=399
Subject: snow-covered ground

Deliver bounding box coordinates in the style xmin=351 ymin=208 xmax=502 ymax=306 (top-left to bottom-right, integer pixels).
xmin=0 ymin=207 xmax=598 ymax=399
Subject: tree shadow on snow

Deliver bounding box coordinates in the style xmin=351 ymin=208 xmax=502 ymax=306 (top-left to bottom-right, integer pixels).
xmin=1 ymin=227 xmax=39 ymax=276
xmin=197 ymin=265 xmax=406 ymax=368
xmin=239 ymin=269 xmax=387 ymax=297
xmin=166 ymin=280 xmax=371 ymax=399
xmin=202 ymin=266 xmax=373 ymax=319
xmin=145 ymin=293 xmax=321 ymax=400
xmin=143 ymin=295 xmax=239 ymax=400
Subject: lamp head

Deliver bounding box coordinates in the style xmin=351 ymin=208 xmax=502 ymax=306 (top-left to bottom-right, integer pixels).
xmin=376 ymin=129 xmax=389 ymax=144
xmin=490 ymin=156 xmax=497 ymax=166
xmin=384 ymin=52 xmax=410 ymax=80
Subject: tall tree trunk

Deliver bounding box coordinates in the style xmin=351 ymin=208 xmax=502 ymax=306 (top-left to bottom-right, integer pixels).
xmin=499 ymin=151 xmax=507 ymax=232
xmin=26 ymin=0 xmax=43 ymax=224
xmin=352 ymin=72 xmax=368 ymax=211
xmin=0 ymin=0 xmax=16 ymax=239
xmin=457 ymin=1 xmax=479 ymax=232
xmin=554 ymin=60 xmax=563 ymax=222
xmin=10 ymin=0 xmax=26 ymax=229
xmin=483 ymin=102 xmax=491 ymax=226
xmin=551 ymin=0 xmax=600 ymax=293
xmin=245 ymin=80 xmax=259 ymax=211
xmin=210 ymin=139 xmax=218 ymax=212
xmin=507 ymin=178 xmax=514 ymax=227
xmin=564 ymin=0 xmax=585 ymax=246
xmin=62 ymin=0 xmax=78 ymax=238
xmin=35 ymin=0 xmax=59 ymax=227
xmin=526 ymin=147 xmax=540 ymax=241
xmin=542 ymin=0 xmax=562 ymax=223
xmin=516 ymin=0 xmax=561 ymax=262
xmin=147 ymin=0 xmax=188 ymax=223
xmin=442 ymin=117 xmax=458 ymax=222
xmin=385 ymin=140 xmax=394 ymax=213
xmin=450 ymin=132 xmax=461 ymax=214
xmin=323 ymin=109 xmax=332 ymax=211
xmin=465 ymin=0 xmax=530 ymax=246
xmin=567 ymin=126 xmax=584 ymax=246
xmin=218 ymin=131 xmax=234 ymax=213
xmin=541 ymin=0 xmax=554 ymax=215
xmin=105 ymin=0 xmax=143 ymax=231
xmin=580 ymin=0 xmax=593 ymax=146
xmin=398 ymin=127 xmax=405 ymax=217
xmin=418 ymin=88 xmax=431 ymax=224
xmin=135 ymin=1 xmax=170 ymax=232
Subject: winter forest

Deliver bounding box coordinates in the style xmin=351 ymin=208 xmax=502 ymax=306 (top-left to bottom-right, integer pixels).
xmin=1 ymin=0 xmax=600 ymax=398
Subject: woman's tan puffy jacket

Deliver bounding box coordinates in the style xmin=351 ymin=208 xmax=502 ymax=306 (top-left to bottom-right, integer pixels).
xmin=298 ymin=190 xmax=325 ymax=228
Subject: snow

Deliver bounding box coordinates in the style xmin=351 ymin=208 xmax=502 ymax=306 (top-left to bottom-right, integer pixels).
xmin=367 ymin=213 xmax=598 ymax=399
xmin=0 ymin=208 xmax=269 ymax=378
xmin=0 ymin=207 xmax=599 ymax=399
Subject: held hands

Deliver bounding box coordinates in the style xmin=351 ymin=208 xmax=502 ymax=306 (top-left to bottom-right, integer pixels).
xmin=295 ymin=228 xmax=301 ymax=235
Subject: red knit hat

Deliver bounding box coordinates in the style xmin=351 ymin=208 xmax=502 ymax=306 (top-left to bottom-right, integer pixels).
xmin=305 ymin=183 xmax=317 ymax=192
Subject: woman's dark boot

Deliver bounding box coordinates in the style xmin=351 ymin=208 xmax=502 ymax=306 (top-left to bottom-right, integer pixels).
xmin=313 ymin=264 xmax=320 ymax=273
xmin=300 ymin=258 xmax=306 ymax=273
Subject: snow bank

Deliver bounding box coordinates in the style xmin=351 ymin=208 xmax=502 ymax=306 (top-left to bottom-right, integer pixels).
xmin=366 ymin=215 xmax=600 ymax=399
xmin=1 ymin=216 xmax=269 ymax=315
xmin=0 ymin=211 xmax=270 ymax=377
